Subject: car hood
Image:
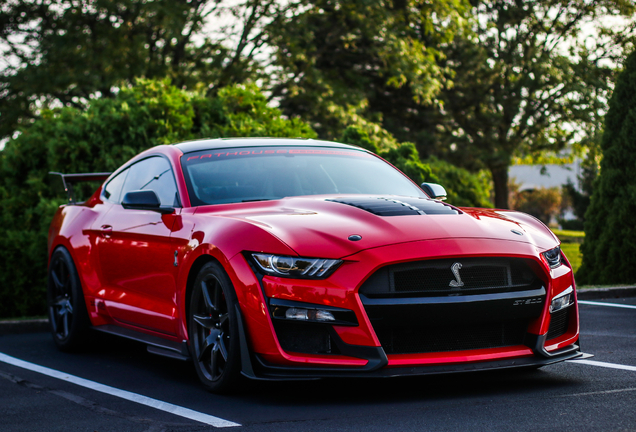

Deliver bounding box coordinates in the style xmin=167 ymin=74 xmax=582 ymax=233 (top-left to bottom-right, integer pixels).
xmin=198 ymin=195 xmax=559 ymax=259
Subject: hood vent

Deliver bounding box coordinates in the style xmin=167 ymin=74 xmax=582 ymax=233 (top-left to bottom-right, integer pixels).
xmin=326 ymin=197 xmax=459 ymax=216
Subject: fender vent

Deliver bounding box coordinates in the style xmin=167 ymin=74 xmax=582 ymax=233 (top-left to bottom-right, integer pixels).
xmin=326 ymin=197 xmax=459 ymax=216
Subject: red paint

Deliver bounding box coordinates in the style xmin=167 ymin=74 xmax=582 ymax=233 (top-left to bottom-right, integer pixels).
xmin=48 ymin=140 xmax=580 ymax=376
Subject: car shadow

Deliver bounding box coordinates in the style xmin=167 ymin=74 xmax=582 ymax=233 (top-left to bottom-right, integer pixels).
xmin=75 ymin=330 xmax=582 ymax=409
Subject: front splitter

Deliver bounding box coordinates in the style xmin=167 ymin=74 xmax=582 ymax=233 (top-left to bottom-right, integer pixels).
xmin=246 ymin=344 xmax=585 ymax=380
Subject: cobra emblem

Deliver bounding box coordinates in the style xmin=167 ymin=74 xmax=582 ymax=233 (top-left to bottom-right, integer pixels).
xmin=449 ymin=262 xmax=464 ymax=287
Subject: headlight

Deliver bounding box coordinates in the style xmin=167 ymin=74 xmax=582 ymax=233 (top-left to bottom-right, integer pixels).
xmin=251 ymin=253 xmax=342 ymax=279
xmin=542 ymin=246 xmax=562 ymax=268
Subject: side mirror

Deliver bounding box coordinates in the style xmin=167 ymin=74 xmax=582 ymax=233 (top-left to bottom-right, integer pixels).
xmin=421 ymin=182 xmax=447 ymax=200
xmin=122 ymin=190 xmax=174 ymax=214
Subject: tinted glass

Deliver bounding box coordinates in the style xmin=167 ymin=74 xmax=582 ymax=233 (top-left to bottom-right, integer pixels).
xmin=181 ymin=147 xmax=426 ymax=206
xmin=103 ymin=169 xmax=128 ymax=203
xmin=121 ymin=157 xmax=179 ymax=207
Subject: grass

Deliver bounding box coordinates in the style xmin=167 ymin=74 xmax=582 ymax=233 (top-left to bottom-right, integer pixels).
xmin=551 ymin=229 xmax=585 ymax=238
xmin=560 ymin=243 xmax=582 ymax=275
xmin=549 ymin=229 xmax=584 ymax=275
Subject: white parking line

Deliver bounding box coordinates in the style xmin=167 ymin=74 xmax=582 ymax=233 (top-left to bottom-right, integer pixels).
xmin=568 ymin=359 xmax=636 ymax=372
xmin=578 ymin=300 xmax=636 ymax=310
xmin=0 ymin=352 xmax=240 ymax=428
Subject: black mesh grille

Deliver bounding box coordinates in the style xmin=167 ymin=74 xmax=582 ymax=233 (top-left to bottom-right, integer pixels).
xmin=376 ymin=320 xmax=529 ymax=354
xmin=360 ymin=258 xmax=540 ymax=298
xmin=273 ymin=321 xmax=338 ymax=354
xmin=546 ymin=308 xmax=570 ymax=340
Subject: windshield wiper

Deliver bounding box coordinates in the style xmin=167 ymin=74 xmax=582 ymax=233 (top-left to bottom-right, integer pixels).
xmin=242 ymin=198 xmax=274 ymax=202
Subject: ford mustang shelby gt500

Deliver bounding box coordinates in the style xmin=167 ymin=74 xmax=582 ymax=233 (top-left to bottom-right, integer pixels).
xmin=48 ymin=138 xmax=582 ymax=392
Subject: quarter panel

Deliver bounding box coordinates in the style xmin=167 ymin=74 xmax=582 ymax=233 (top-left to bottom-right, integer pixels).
xmin=48 ymin=197 xmax=110 ymax=327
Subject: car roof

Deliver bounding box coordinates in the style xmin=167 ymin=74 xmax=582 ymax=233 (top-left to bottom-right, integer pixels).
xmin=174 ymin=137 xmax=364 ymax=154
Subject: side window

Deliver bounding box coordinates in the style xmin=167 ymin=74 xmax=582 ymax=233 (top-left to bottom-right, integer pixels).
xmin=121 ymin=157 xmax=180 ymax=207
xmin=103 ymin=169 xmax=128 ymax=203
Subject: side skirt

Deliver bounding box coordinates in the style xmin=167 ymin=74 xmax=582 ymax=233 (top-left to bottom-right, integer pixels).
xmin=93 ymin=324 xmax=191 ymax=361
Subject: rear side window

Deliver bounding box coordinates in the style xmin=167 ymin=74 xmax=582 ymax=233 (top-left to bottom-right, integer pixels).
xmin=121 ymin=156 xmax=180 ymax=207
xmin=103 ymin=169 xmax=128 ymax=203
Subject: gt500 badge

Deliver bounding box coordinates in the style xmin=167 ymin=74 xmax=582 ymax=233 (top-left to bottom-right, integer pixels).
xmin=513 ymin=298 xmax=543 ymax=306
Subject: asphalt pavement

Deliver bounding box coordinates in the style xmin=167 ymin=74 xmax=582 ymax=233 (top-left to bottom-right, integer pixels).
xmin=1 ymin=295 xmax=635 ymax=432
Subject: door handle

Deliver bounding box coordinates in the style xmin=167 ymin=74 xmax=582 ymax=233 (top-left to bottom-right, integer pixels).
xmin=101 ymin=225 xmax=113 ymax=238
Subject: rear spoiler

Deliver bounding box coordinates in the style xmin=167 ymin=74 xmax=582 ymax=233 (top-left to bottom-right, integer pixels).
xmin=49 ymin=172 xmax=112 ymax=205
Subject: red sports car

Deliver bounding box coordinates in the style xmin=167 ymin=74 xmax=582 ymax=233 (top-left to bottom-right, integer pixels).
xmin=47 ymin=138 xmax=582 ymax=393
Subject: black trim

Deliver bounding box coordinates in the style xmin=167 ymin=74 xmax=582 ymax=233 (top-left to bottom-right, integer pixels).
xmin=525 ymin=332 xmax=581 ymax=358
xmin=101 ymin=154 xmax=182 ymax=208
xmin=236 ymin=303 xmax=260 ymax=380
xmin=92 ymin=324 xmax=190 ymax=361
xmin=250 ymin=345 xmax=583 ymax=379
xmin=121 ymin=190 xmax=175 ymax=214
xmin=253 ymin=327 xmax=388 ymax=378
xmin=49 ymin=171 xmax=112 ymax=205
xmin=360 ymin=287 xmax=546 ymax=306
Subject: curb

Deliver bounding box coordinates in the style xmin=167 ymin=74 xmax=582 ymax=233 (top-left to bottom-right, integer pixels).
xmin=577 ymin=286 xmax=636 ymax=300
xmin=0 ymin=319 xmax=49 ymax=336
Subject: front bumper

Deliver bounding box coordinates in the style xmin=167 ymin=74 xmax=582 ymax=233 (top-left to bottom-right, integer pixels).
xmin=249 ymin=343 xmax=583 ymax=380
xmin=230 ymin=238 xmax=581 ymax=379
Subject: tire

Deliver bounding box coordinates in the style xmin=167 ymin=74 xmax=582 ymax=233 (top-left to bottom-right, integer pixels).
xmin=47 ymin=247 xmax=90 ymax=351
xmin=188 ymin=261 xmax=242 ymax=393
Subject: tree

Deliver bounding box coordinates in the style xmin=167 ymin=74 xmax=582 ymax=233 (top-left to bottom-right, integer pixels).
xmin=426 ymin=0 xmax=636 ymax=208
xmin=0 ymin=79 xmax=315 ymax=318
xmin=266 ymin=0 xmax=470 ymax=139
xmin=339 ymin=123 xmax=492 ymax=208
xmin=0 ymin=0 xmax=285 ymax=142
xmin=561 ymin=144 xmax=601 ymax=230
xmin=267 ymin=0 xmax=636 ymax=209
xmin=577 ymin=50 xmax=636 ymax=284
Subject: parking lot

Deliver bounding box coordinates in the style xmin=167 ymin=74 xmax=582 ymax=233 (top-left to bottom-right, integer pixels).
xmin=1 ymin=296 xmax=635 ymax=432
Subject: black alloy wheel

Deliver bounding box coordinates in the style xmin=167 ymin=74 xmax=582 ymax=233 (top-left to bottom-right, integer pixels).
xmin=189 ymin=261 xmax=241 ymax=393
xmin=47 ymin=247 xmax=90 ymax=351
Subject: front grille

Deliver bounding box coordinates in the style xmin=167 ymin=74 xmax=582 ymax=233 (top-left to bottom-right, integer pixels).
xmin=376 ymin=320 xmax=529 ymax=354
xmin=547 ymin=308 xmax=570 ymax=340
xmin=360 ymin=258 xmax=541 ymax=298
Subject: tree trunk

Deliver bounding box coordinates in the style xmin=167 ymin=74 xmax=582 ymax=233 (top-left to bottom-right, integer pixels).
xmin=490 ymin=165 xmax=509 ymax=209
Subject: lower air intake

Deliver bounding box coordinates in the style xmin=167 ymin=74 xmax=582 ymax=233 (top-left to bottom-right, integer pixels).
xmin=375 ymin=320 xmax=530 ymax=354
xmin=546 ymin=308 xmax=570 ymax=341
xmin=273 ymin=321 xmax=338 ymax=355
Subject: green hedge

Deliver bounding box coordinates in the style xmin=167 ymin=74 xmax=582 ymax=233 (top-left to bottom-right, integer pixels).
xmin=0 ymin=80 xmax=315 ymax=318
xmin=0 ymin=79 xmax=491 ymax=319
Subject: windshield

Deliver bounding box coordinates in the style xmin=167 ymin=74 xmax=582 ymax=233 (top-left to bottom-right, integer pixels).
xmin=181 ymin=146 xmax=426 ymax=206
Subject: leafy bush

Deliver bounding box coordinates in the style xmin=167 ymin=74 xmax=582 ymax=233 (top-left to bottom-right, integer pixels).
xmin=424 ymin=156 xmax=492 ymax=208
xmin=509 ymin=185 xmax=562 ymax=226
xmin=0 ymin=79 xmax=315 ymax=318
